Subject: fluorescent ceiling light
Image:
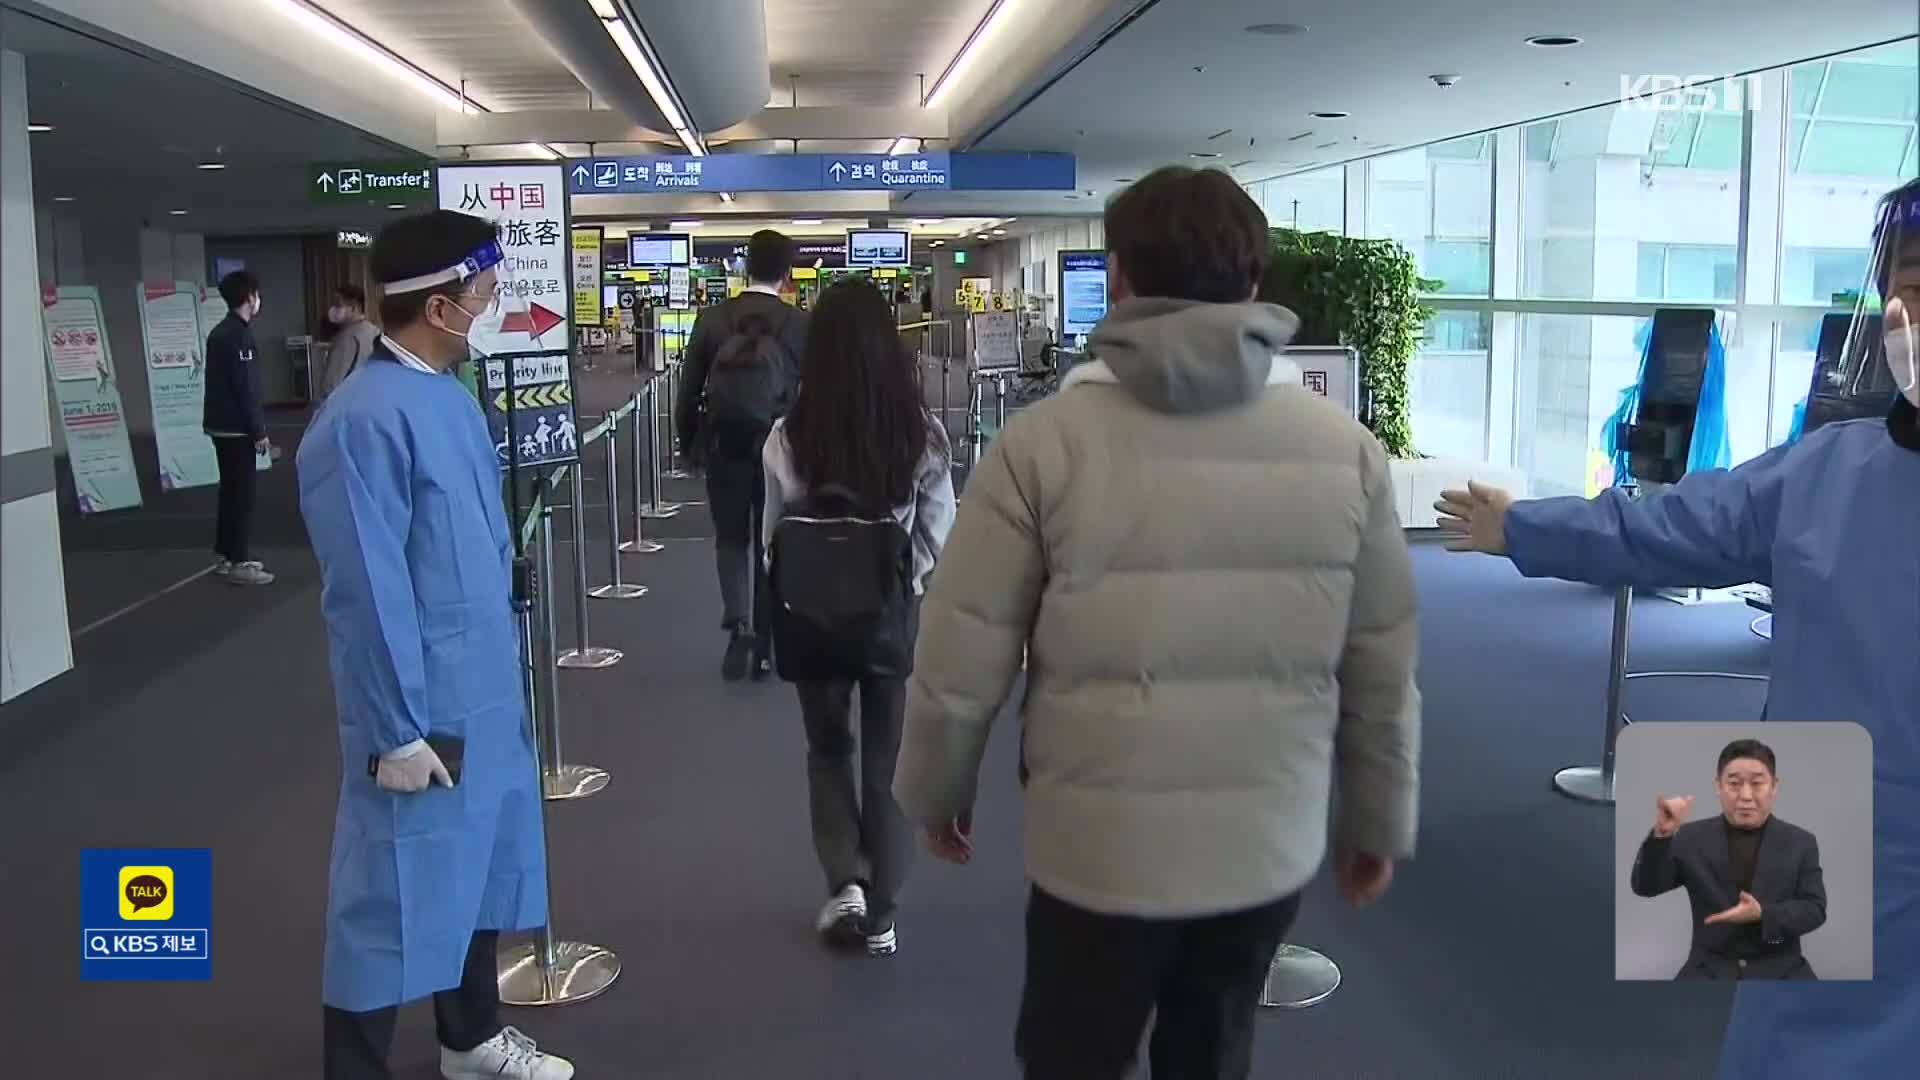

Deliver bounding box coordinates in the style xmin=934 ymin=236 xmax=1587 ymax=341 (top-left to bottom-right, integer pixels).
xmin=670 ymin=220 xmax=702 ymax=228
xmin=168 ymin=209 xmax=189 ymax=216
xmin=912 ymin=218 xmax=943 ymax=225
xmin=587 ymin=0 xmax=620 ymax=16
xmin=387 ymin=203 xmax=406 ymax=210
xmin=792 ymin=219 xmax=824 ymax=225
xmin=53 ymin=196 xmax=75 ymax=203
xmin=276 ymin=0 xmax=466 ymax=111
xmin=925 ymin=0 xmax=1015 ymax=110
xmin=197 ymin=162 xmax=226 ymax=170
xmin=993 ymin=229 xmax=1007 ymax=235
xmin=600 ymin=17 xmax=687 ymax=134
xmin=718 ymin=193 xmax=735 ymax=204
xmin=887 ymin=136 xmax=917 ymax=156
xmin=27 ymin=123 xmax=52 ymax=132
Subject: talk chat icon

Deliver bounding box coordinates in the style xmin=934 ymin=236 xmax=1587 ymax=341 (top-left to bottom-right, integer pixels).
xmin=119 ymin=865 xmax=174 ymax=920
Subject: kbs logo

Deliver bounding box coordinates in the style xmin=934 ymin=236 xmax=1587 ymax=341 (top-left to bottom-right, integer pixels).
xmin=119 ymin=865 xmax=174 ymax=920
xmin=1619 ymin=74 xmax=1763 ymax=113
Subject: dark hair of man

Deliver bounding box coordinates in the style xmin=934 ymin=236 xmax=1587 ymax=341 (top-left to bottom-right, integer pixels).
xmin=370 ymin=210 xmax=499 ymax=329
xmin=745 ymin=229 xmax=795 ymax=285
xmin=1717 ymin=738 xmax=1777 ymax=777
xmin=335 ymin=283 xmax=366 ymax=308
xmin=217 ymin=270 xmax=259 ymax=310
xmin=1104 ymin=166 xmax=1271 ymax=303
xmin=783 ymin=277 xmax=944 ymax=507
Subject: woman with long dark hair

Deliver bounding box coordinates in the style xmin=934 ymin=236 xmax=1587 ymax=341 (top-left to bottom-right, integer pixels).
xmin=762 ymin=277 xmax=956 ymax=956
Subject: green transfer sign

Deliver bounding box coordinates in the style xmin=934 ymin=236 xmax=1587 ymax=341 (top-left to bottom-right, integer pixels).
xmin=311 ymin=161 xmax=435 ymax=206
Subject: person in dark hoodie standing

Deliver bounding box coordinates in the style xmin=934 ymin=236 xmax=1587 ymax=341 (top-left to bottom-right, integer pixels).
xmin=675 ymin=229 xmax=809 ymax=680
xmin=203 ymin=269 xmax=275 ymax=586
xmin=894 ymin=166 xmax=1422 ymax=1080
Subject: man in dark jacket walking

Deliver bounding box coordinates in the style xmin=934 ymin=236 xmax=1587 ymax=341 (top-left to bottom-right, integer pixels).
xmin=674 ymin=230 xmax=808 ymax=679
xmin=202 ymin=269 xmax=274 ymax=586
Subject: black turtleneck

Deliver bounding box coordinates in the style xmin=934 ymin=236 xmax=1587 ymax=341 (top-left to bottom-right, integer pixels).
xmin=1889 ymin=396 xmax=1920 ymax=451
xmin=1724 ymin=816 xmax=1768 ymax=893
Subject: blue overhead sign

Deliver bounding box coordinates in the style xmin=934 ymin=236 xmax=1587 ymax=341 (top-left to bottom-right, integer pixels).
xmin=567 ymin=152 xmax=1073 ymax=195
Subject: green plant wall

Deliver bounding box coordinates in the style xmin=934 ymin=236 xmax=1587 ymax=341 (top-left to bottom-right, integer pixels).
xmin=1259 ymin=229 xmax=1435 ymax=458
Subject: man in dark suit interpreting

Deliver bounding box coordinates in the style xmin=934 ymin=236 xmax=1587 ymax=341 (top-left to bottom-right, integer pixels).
xmin=1630 ymin=738 xmax=1826 ymax=979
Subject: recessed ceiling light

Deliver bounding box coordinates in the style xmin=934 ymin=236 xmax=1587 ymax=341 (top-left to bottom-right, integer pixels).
xmin=1190 ymin=152 xmax=1220 ymax=159
xmin=1245 ymin=23 xmax=1306 ymax=36
xmin=168 ymin=209 xmax=189 ymax=216
xmin=53 ymin=196 xmax=75 ymax=203
xmin=792 ymin=218 xmax=824 ymax=225
xmin=28 ymin=122 xmax=53 ymax=132
xmin=387 ymin=203 xmax=406 ymax=210
xmin=197 ymin=161 xmax=226 ymax=170
xmin=993 ymin=229 xmax=1007 ymax=235
xmin=1526 ymin=35 xmax=1582 ymax=47
xmin=1308 ymin=111 xmax=1349 ymax=119
xmin=670 ymin=220 xmax=702 ymax=228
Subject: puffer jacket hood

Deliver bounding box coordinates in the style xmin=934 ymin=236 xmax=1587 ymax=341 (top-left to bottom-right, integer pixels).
xmin=1087 ymin=298 xmax=1300 ymax=415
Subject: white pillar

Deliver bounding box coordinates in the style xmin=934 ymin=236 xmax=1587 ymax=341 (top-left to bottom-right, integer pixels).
xmin=1487 ymin=129 xmax=1523 ymax=465
xmin=1 ymin=49 xmax=75 ymax=701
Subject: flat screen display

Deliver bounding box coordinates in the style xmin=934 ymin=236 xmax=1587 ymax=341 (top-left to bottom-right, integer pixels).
xmin=1058 ymin=250 xmax=1109 ymax=338
xmin=628 ymin=233 xmax=691 ymax=267
xmin=846 ymin=229 xmax=910 ymax=268
xmin=602 ymin=285 xmax=620 ymax=311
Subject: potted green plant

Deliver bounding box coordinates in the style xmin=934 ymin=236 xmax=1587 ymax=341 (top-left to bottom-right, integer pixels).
xmin=1258 ymin=229 xmax=1436 ymax=458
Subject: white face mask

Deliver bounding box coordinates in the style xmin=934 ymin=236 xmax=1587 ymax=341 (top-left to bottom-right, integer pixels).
xmin=249 ymin=295 xmax=263 ymax=320
xmin=1886 ymin=324 xmax=1920 ymax=407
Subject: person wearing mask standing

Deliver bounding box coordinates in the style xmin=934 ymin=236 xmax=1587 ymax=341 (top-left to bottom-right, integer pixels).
xmin=675 ymin=229 xmax=808 ymax=680
xmin=298 ymin=210 xmax=572 ymax=1080
xmin=202 ymin=269 xmax=274 ymax=586
xmin=320 ymin=283 xmax=380 ymax=398
xmin=894 ymin=167 xmax=1421 ymax=1079
xmin=762 ymin=278 xmax=957 ymax=956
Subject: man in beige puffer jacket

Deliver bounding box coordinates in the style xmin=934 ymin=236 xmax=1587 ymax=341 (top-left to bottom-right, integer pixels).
xmin=895 ymin=166 xmax=1421 ymax=1080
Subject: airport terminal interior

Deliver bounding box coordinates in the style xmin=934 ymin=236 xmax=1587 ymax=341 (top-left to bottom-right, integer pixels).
xmin=1 ymin=1 xmax=1914 ymax=1077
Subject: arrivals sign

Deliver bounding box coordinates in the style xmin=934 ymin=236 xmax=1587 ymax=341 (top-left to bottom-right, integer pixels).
xmin=569 ymin=151 xmax=1075 ymax=195
xmin=311 ymin=161 xmax=435 ymax=206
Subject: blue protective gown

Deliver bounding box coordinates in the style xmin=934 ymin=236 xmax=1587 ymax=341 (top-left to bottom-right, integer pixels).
xmin=298 ymin=347 xmax=546 ymax=1012
xmin=1505 ymin=405 xmax=1920 ymax=1077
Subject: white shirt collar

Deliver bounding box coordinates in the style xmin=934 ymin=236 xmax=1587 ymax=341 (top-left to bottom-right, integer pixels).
xmin=745 ymin=282 xmax=782 ymax=297
xmin=379 ymin=334 xmax=441 ymax=375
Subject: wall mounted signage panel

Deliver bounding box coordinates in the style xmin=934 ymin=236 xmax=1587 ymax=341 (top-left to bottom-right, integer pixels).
xmin=569 ymin=152 xmax=1074 ymax=195
xmin=311 ymin=161 xmax=434 ymax=206
xmin=1057 ymin=250 xmax=1109 ymax=339
xmin=846 ymin=229 xmax=910 ymax=268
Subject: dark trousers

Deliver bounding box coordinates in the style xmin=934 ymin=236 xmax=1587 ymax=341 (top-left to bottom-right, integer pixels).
xmin=321 ymin=930 xmax=501 ymax=1080
xmin=212 ymin=436 xmax=257 ymax=563
xmin=797 ymin=675 xmax=912 ymax=925
xmin=1016 ymin=887 xmax=1302 ymax=1080
xmin=705 ymin=449 xmax=770 ymax=641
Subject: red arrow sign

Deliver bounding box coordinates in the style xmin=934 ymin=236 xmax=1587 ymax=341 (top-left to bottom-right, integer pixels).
xmin=500 ymin=303 xmax=564 ymax=340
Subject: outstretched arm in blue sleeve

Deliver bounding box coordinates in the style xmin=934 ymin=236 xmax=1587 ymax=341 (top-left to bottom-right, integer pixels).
xmin=1503 ymin=442 xmax=1795 ymax=591
xmin=301 ymin=413 xmax=430 ymax=754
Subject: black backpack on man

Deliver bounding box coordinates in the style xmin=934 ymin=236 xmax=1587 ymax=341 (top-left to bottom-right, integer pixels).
xmin=702 ymin=312 xmax=796 ymax=459
xmin=767 ymin=486 xmax=915 ymax=682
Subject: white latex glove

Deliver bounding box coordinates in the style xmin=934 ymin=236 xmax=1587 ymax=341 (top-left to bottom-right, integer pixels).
xmin=375 ymin=743 xmax=453 ymax=793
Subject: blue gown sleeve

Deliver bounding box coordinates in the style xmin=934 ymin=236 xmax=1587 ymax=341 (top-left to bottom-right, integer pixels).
xmin=1504 ymin=442 xmax=1796 ymax=590
xmin=303 ymin=411 xmax=430 ymax=754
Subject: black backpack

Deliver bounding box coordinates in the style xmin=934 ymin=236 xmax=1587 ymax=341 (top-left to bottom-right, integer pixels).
xmin=703 ymin=312 xmax=791 ymax=456
xmin=768 ymin=485 xmax=914 ymax=682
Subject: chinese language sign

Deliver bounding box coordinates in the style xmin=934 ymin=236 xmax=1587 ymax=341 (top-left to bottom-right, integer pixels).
xmin=437 ymin=163 xmax=573 ymax=350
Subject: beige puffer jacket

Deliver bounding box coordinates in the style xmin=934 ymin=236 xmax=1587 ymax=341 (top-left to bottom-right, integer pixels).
xmin=895 ymin=297 xmax=1420 ymax=918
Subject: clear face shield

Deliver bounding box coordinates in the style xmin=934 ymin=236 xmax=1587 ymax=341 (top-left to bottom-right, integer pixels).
xmin=1833 ymin=179 xmax=1920 ymax=410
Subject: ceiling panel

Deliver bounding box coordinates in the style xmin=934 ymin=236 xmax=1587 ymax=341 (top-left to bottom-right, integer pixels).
xmin=980 ymin=0 xmax=1916 ymax=198
xmin=312 ymin=0 xmax=588 ymax=111
xmin=764 ymin=0 xmax=998 ymax=107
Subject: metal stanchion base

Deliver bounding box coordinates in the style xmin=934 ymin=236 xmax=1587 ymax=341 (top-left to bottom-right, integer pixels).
xmin=557 ymin=646 xmax=623 ymax=669
xmin=589 ymin=583 xmax=649 ymax=600
xmin=496 ymin=940 xmax=621 ymax=1006
xmin=663 ymin=468 xmax=692 ymax=479
xmin=620 ymin=539 xmax=665 ymax=554
xmin=1259 ymin=945 xmax=1341 ymax=1009
xmin=638 ymin=502 xmax=681 ymax=519
xmin=1552 ymin=765 xmax=1614 ymax=804
xmin=543 ymin=762 xmax=610 ymax=800
xmin=1750 ymin=615 xmax=1773 ymax=640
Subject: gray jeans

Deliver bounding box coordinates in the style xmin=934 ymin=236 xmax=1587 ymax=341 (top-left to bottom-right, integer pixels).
xmin=797 ymin=674 xmax=913 ymax=925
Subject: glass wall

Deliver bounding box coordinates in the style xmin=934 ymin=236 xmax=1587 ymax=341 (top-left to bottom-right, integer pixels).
xmin=1238 ymin=36 xmax=1918 ymax=494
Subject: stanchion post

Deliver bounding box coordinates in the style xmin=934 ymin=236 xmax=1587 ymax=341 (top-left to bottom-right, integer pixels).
xmin=591 ymin=412 xmax=647 ymax=599
xmin=1259 ymin=944 xmax=1342 ymax=1010
xmin=995 ymin=372 xmax=1008 ymax=434
xmin=638 ymin=376 xmax=681 ymax=519
xmin=557 ymin=465 xmax=623 ymax=668
xmin=495 ymin=497 xmax=620 ymax=1007
xmin=622 ymin=390 xmax=665 ymax=552
xmin=663 ymin=360 xmax=691 ymax=478
xmin=1553 ymin=586 xmax=1631 ymax=805
xmin=536 ymin=494 xmax=611 ymax=798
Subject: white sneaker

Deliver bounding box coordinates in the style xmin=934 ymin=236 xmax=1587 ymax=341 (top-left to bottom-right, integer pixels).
xmin=225 ymin=561 xmax=275 ymax=586
xmin=212 ymin=560 xmax=232 ymax=577
xmin=816 ymin=883 xmax=867 ymax=946
xmin=441 ymin=1026 xmax=574 ymax=1080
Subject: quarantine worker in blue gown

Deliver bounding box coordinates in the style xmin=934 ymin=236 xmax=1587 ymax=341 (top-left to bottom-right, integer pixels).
xmin=299 ymin=210 xmax=573 ymax=1080
xmin=1434 ymin=179 xmax=1920 ymax=1079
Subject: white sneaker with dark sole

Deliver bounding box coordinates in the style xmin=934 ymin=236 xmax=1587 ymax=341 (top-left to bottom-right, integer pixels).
xmin=226 ymin=561 xmax=275 ymax=586
xmin=865 ymin=922 xmax=898 ymax=957
xmin=441 ymin=1026 xmax=573 ymax=1080
xmin=816 ymin=883 xmax=867 ymax=947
